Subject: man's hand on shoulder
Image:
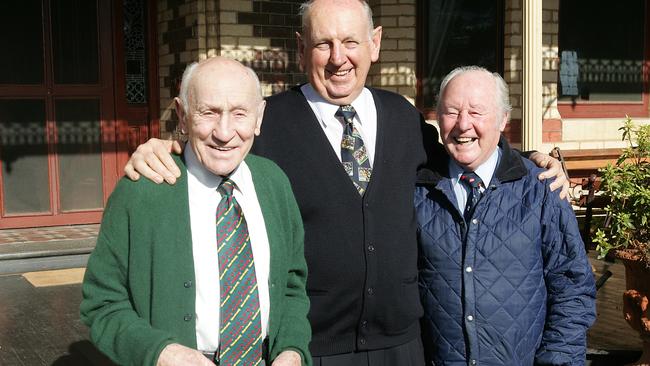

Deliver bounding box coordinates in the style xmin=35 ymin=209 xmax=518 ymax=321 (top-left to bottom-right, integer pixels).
xmin=528 ymin=151 xmax=570 ymax=200
xmin=123 ymin=138 xmax=184 ymax=184
xmin=156 ymin=343 xmax=214 ymax=366
xmin=271 ymin=350 xmax=302 ymax=366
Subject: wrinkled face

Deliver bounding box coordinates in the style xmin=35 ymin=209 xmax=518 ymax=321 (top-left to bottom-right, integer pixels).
xmin=437 ymin=71 xmax=507 ymax=171
xmin=176 ymin=62 xmax=265 ymax=176
xmin=298 ymin=0 xmax=382 ymax=105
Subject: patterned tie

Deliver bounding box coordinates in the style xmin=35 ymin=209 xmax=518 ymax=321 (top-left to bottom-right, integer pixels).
xmin=216 ymin=178 xmax=262 ymax=365
xmin=460 ymin=171 xmax=484 ymax=223
xmin=336 ymin=105 xmax=372 ymax=195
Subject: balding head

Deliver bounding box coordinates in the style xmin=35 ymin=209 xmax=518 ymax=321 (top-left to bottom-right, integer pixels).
xmin=299 ymin=0 xmax=374 ymax=37
xmin=179 ymin=57 xmax=262 ymax=114
xmin=296 ymin=0 xmax=382 ymax=105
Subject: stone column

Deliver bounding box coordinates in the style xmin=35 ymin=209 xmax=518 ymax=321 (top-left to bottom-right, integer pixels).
xmin=521 ymin=0 xmax=543 ymax=151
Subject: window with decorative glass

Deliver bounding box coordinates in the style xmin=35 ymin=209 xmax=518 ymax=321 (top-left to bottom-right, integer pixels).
xmin=558 ymin=0 xmax=649 ymax=117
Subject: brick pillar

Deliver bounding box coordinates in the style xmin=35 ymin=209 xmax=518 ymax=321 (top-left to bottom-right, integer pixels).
xmin=541 ymin=0 xmax=562 ymax=147
xmin=504 ymin=0 xmax=523 ymax=145
xmin=368 ymin=0 xmax=417 ymax=104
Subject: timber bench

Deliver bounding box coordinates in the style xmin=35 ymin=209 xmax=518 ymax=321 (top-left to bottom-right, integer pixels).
xmin=549 ymin=147 xmax=622 ymax=251
xmin=550 ymin=148 xmax=623 ymax=181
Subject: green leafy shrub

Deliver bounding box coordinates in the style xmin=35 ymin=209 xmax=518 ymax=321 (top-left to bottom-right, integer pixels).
xmin=594 ymin=116 xmax=650 ymax=267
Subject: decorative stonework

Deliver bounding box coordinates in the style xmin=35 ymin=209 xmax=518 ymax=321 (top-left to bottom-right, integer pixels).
xmin=157 ymin=0 xmax=306 ymax=138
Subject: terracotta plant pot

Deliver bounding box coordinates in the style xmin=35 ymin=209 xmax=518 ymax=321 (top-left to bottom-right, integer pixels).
xmin=616 ymin=249 xmax=650 ymax=366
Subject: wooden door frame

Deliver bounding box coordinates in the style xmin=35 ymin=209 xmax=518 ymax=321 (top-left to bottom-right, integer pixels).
xmin=0 ymin=0 xmax=116 ymax=228
xmin=113 ymin=0 xmax=160 ymax=172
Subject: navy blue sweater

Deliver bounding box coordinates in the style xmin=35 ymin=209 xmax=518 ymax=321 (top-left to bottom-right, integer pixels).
xmin=252 ymin=86 xmax=428 ymax=356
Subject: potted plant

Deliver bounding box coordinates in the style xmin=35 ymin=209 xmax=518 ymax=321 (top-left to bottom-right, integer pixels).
xmin=595 ymin=116 xmax=650 ymax=365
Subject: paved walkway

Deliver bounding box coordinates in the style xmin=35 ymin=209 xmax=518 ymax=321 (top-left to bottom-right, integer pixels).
xmin=0 ymin=269 xmax=114 ymax=365
xmin=0 ymin=225 xmax=99 ymax=246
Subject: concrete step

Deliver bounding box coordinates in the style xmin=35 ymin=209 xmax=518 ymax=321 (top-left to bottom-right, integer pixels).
xmin=0 ymin=237 xmax=96 ymax=275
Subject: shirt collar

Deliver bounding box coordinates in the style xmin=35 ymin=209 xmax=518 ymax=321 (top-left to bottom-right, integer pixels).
xmin=449 ymin=147 xmax=502 ymax=187
xmin=184 ymin=145 xmax=245 ymax=192
xmin=300 ymin=83 xmax=370 ymax=128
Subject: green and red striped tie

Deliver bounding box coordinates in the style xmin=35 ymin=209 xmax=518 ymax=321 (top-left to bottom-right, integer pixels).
xmin=217 ymin=178 xmax=262 ymax=365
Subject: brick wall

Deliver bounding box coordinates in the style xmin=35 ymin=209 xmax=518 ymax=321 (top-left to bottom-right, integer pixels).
xmin=222 ymin=0 xmax=305 ymax=96
xmin=157 ymin=0 xmax=305 ymax=139
xmin=158 ymin=0 xmax=200 ymax=138
xmin=154 ymin=0 xmax=633 ymax=148
xmin=368 ymin=0 xmax=417 ymax=104
xmin=541 ymin=0 xmax=561 ymax=144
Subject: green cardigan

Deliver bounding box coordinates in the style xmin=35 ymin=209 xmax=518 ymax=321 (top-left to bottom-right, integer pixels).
xmin=81 ymin=154 xmax=311 ymax=366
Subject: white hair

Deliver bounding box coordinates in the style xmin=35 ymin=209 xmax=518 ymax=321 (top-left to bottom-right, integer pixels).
xmin=177 ymin=59 xmax=263 ymax=113
xmin=299 ymin=0 xmax=375 ymax=39
xmin=437 ymin=65 xmax=512 ymax=121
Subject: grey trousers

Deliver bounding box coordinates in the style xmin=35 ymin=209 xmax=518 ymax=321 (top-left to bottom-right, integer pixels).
xmin=312 ymin=337 xmax=425 ymax=366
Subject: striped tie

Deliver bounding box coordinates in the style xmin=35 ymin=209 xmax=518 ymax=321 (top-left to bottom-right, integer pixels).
xmin=460 ymin=171 xmax=484 ymax=223
xmin=336 ymin=105 xmax=372 ymax=195
xmin=217 ymin=178 xmax=262 ymax=365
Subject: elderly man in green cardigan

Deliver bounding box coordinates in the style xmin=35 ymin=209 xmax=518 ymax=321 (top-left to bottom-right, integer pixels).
xmin=80 ymin=57 xmax=311 ymax=366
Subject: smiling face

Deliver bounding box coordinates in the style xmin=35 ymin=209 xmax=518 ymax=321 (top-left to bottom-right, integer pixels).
xmin=298 ymin=0 xmax=382 ymax=105
xmin=437 ymin=70 xmax=508 ymax=171
xmin=176 ymin=58 xmax=265 ymax=176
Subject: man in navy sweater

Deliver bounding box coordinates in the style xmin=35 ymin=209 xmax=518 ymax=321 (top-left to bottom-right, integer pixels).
xmin=123 ymin=1 xmax=568 ymax=364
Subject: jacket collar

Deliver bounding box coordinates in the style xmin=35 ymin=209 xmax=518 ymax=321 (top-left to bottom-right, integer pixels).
xmin=416 ymin=135 xmax=527 ymax=186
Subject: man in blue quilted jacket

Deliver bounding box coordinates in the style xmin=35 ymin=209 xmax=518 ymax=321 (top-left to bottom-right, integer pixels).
xmin=415 ymin=66 xmax=596 ymax=366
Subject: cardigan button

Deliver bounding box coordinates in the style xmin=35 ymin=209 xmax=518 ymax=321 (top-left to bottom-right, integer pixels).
xmin=367 ymin=244 xmax=375 ymax=252
xmin=183 ymin=314 xmax=193 ymax=321
xmin=184 ymin=280 xmax=193 ymax=288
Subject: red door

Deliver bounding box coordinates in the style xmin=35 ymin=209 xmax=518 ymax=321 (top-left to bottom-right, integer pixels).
xmin=0 ymin=0 xmax=157 ymax=229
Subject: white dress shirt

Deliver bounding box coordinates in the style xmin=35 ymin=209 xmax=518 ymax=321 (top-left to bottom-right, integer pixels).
xmin=185 ymin=147 xmax=271 ymax=352
xmin=301 ymin=83 xmax=378 ymax=167
xmin=450 ymin=147 xmax=502 ymax=213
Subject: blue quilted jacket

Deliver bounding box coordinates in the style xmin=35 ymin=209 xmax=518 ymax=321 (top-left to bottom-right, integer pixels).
xmin=415 ymin=138 xmax=596 ymax=366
